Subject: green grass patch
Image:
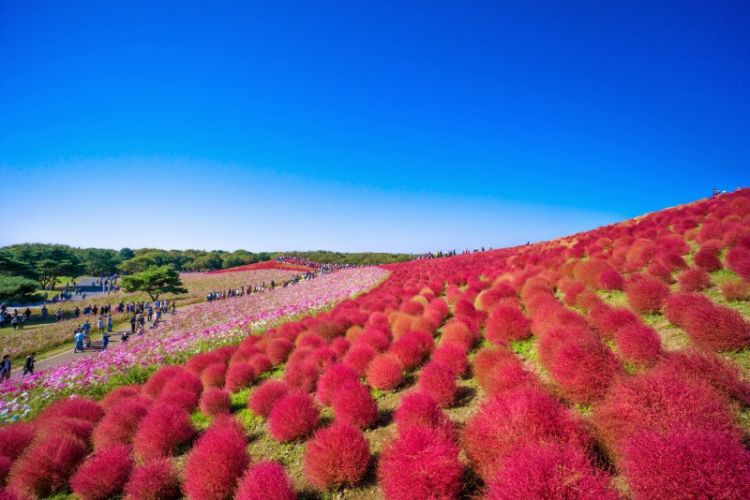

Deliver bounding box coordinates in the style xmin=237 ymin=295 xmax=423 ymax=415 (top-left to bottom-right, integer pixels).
xmin=190 ymin=411 xmax=212 ymax=431
xmin=230 ymin=388 xmax=251 ymax=411
xmin=511 ymin=337 xmax=536 ymax=362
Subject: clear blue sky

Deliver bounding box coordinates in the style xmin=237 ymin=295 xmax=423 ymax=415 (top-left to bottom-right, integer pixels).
xmin=1 ymin=1 xmax=748 ymax=252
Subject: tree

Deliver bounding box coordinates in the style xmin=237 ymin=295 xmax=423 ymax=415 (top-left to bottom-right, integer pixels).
xmin=120 ymin=265 xmax=188 ymax=301
xmin=0 ymin=251 xmax=36 ymax=279
xmin=0 ymin=274 xmax=43 ymax=304
xmin=80 ymin=248 xmax=118 ymax=276
xmin=118 ymin=247 xmax=135 ymax=261
xmin=4 ymin=244 xmax=84 ymax=290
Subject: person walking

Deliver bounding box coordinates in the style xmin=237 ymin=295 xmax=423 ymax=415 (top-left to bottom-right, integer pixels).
xmin=0 ymin=355 xmax=11 ymax=382
xmin=23 ymin=353 xmax=35 ymax=376
xmin=106 ymin=314 xmax=113 ymax=333
xmin=102 ymin=331 xmax=110 ymax=350
xmin=97 ymin=316 xmax=104 ymax=335
xmin=74 ymin=328 xmax=85 ymax=353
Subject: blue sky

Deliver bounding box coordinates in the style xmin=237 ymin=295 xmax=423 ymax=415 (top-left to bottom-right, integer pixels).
xmin=1 ymin=1 xmax=748 ymax=252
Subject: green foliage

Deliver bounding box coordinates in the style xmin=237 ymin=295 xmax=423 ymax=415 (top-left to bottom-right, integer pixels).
xmin=79 ymin=247 xmax=118 ymax=276
xmin=0 ymin=251 xmax=36 ymax=278
xmin=270 ymin=250 xmax=415 ymax=265
xmin=120 ymin=265 xmax=188 ymax=301
xmin=3 ymin=244 xmax=84 ymax=289
xmin=0 ymin=274 xmax=43 ymax=303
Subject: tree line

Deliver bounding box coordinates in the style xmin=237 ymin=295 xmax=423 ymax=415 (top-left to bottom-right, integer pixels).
xmin=0 ymin=244 xmax=414 ymax=303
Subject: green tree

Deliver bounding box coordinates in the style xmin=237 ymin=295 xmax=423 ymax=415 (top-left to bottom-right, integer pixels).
xmin=0 ymin=274 xmax=43 ymax=303
xmin=120 ymin=265 xmax=188 ymax=301
xmin=0 ymin=251 xmax=36 ymax=278
xmin=118 ymin=247 xmax=135 ymax=261
xmin=80 ymin=248 xmax=118 ymax=276
xmin=5 ymin=244 xmax=84 ymax=289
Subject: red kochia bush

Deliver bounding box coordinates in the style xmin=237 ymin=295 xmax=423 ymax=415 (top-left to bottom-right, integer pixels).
xmin=249 ymin=354 xmax=273 ymax=376
xmin=440 ymin=319 xmax=478 ymax=350
xmin=224 ymin=363 xmax=256 ymax=393
xmin=35 ymin=417 xmax=94 ymax=443
xmin=183 ymin=416 xmax=249 ymax=500
xmin=0 ymin=423 xmax=34 ymax=461
xmin=682 ymin=302 xmax=750 ymax=351
xmin=92 ymin=396 xmax=150 ymax=450
xmin=7 ymin=435 xmax=87 ymax=498
xmin=158 ymin=388 xmax=199 ymax=412
xmin=342 ymin=344 xmax=376 ymax=376
xmin=722 ymin=279 xmax=749 ymax=300
xmin=592 ymin=369 xmax=740 ymax=454
xmin=316 ymin=363 xmax=358 ymax=406
xmin=70 ymin=444 xmax=133 ymax=500
xmin=201 ymin=362 xmax=228 ymax=388
xmin=431 ymin=342 xmax=468 ymax=377
xmin=133 ymin=403 xmax=195 ymax=461
xmin=485 ymin=443 xmax=617 ymax=500
xmin=664 ymin=292 xmax=714 ymax=327
xmin=485 ymin=305 xmax=530 ymax=343
xmin=331 ymin=382 xmax=378 ymax=429
xmin=462 ymin=385 xmax=590 ymax=481
xmin=418 ymin=362 xmax=457 ymax=408
xmin=38 ymin=397 xmax=104 ymax=423
xmin=378 ymin=427 xmax=462 ymax=500
xmin=625 ymin=275 xmax=670 ymax=314
xmin=268 ymin=391 xmax=320 ymax=442
xmin=677 ymin=267 xmax=711 ymax=292
xmin=303 ymin=422 xmax=370 ymax=491
xmin=199 ymin=388 xmax=232 ymax=416
xmin=589 ymin=304 xmax=639 ymax=339
xmin=123 ymin=459 xmax=181 ymax=500
xmin=101 ymin=385 xmax=141 ymax=410
xmin=235 ymin=461 xmax=296 ymax=500
xmin=393 ymin=391 xmax=453 ymax=438
xmin=366 ymin=353 xmax=404 ymax=390
xmin=266 ymin=338 xmax=294 ymax=365
xmin=143 ymin=365 xmax=184 ymax=397
xmin=660 ymin=349 xmax=750 ymax=404
xmin=614 ymin=323 xmax=662 ymax=367
xmin=621 ymin=427 xmax=750 ymax=499
xmin=162 ymin=370 xmax=203 ymax=398
xmin=694 ymin=246 xmax=722 ymax=271
xmin=598 ymin=268 xmax=624 ymax=290
xmin=248 ymin=380 xmax=289 ymax=418
xmin=388 ymin=334 xmax=426 ymax=370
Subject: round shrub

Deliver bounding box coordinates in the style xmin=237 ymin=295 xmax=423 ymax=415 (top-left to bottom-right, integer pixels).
xmin=7 ymin=435 xmax=87 ymax=498
xmin=162 ymin=370 xmax=203 ymax=398
xmin=133 ymin=403 xmax=195 ymax=462
xmin=35 ymin=417 xmax=94 ymax=443
xmin=388 ymin=334 xmax=426 ymax=370
xmin=431 ymin=342 xmax=468 ymax=377
xmin=682 ymin=302 xmax=750 ymax=351
xmin=268 ymin=391 xmax=320 ymax=442
xmin=199 ymin=388 xmax=232 ymax=416
xmin=316 ymin=363 xmax=359 ymax=406
xmin=331 ymin=382 xmax=378 ymax=429
xmin=589 ymin=305 xmax=639 ymax=339
xmin=485 ymin=305 xmax=530 ymax=343
xmin=158 ymin=388 xmax=199 ymax=412
xmin=123 ymin=459 xmax=181 ymax=500
xmin=660 ymin=349 xmax=750 ymax=404
xmin=342 ymin=344 xmax=376 ymax=376
xmin=625 ymin=275 xmax=670 ymax=314
xmin=70 ymin=444 xmax=133 ymax=500
xmin=355 ymin=327 xmax=391 ymax=352
xmin=0 ymin=423 xmax=34 ymax=461
xmin=235 ymin=461 xmax=296 ymax=500
xmin=101 ymin=385 xmax=141 ymax=410
xmin=615 ymin=323 xmax=662 ymax=367
xmin=439 ymin=319 xmax=478 ymax=350
xmin=283 ymin=359 xmax=320 ymax=393
xmin=694 ymin=246 xmax=722 ymax=271
xmin=224 ymin=363 xmax=256 ymax=393
xmin=485 ymin=443 xmax=617 ymax=500
xmin=329 ymin=337 xmax=350 ymax=358
xmin=378 ymin=427 xmax=462 ymax=500
xmin=143 ymin=366 xmax=184 ymax=398
xmin=303 ymin=422 xmax=370 ymax=491
xmin=266 ymin=338 xmax=294 ymax=365
xmin=677 ymin=267 xmax=711 ymax=292
xmin=248 ymin=380 xmax=289 ymax=418
xmin=545 ymin=334 xmax=621 ymax=403
xmin=418 ymin=362 xmax=457 ymax=408
xmin=722 ymin=279 xmax=749 ymax=301
xmin=249 ymin=354 xmax=273 ymax=376
xmin=393 ymin=391 xmax=453 ymax=438
xmin=592 ymin=369 xmax=740 ymax=454
xmin=366 ymin=353 xmax=404 ymax=390
xmin=462 ymin=385 xmax=590 ymax=481
xmin=92 ymin=396 xmax=150 ymax=450
xmin=201 ymin=362 xmax=228 ymax=388
xmin=183 ymin=416 xmax=249 ymax=500
xmin=664 ymin=292 xmax=714 ymax=327
xmin=621 ymin=427 xmax=750 ymax=499
xmin=598 ymin=268 xmax=624 ymax=290
xmin=38 ymin=397 xmax=104 ymax=424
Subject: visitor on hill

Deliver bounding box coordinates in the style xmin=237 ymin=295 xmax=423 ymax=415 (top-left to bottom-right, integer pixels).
xmin=55 ymin=308 xmax=62 ymax=321
xmin=10 ymin=315 xmax=18 ymax=330
xmin=106 ymin=314 xmax=113 ymax=332
xmin=74 ymin=328 xmax=85 ymax=353
xmin=41 ymin=305 xmax=48 ymax=320
xmin=0 ymin=355 xmax=10 ymax=382
xmin=130 ymin=314 xmax=136 ymax=333
xmin=102 ymin=331 xmax=109 ymax=350
xmin=23 ymin=353 xmax=35 ymax=376
xmin=97 ymin=316 xmax=104 ymax=335
xmin=172 ymin=302 xmax=176 ymax=314
xmin=82 ymin=320 xmax=91 ymax=335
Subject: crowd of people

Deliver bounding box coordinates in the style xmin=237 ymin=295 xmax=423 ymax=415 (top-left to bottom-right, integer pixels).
xmin=205 ymin=273 xmax=316 ymax=303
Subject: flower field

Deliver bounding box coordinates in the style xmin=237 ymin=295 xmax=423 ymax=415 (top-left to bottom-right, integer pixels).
xmin=0 ymin=269 xmax=297 ymax=362
xmin=1 ymin=190 xmax=750 ymax=499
